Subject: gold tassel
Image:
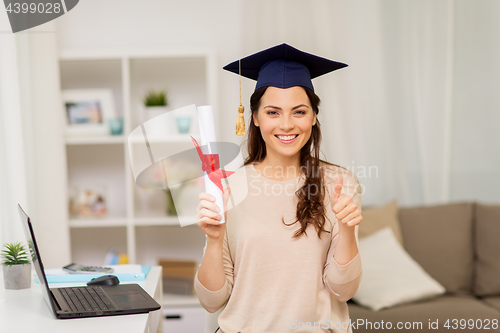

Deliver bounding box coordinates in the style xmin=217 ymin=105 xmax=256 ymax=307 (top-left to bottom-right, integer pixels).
xmin=236 ymin=104 xmax=246 ymax=135
xmin=236 ymin=59 xmax=246 ymax=136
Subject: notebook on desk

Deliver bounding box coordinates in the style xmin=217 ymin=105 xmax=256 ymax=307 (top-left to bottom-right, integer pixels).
xmin=40 ymin=265 xmax=151 ymax=283
xmin=17 ymin=204 xmax=161 ymax=319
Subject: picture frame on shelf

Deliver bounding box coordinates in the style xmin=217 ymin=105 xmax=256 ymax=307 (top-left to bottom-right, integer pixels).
xmin=62 ymin=89 xmax=117 ymax=137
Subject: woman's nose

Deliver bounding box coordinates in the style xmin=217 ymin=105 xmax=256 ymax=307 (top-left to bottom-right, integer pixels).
xmin=279 ymin=115 xmax=295 ymax=130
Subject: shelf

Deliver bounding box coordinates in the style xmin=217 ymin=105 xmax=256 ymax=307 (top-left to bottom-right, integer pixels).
xmin=61 ymin=49 xmax=217 ymax=270
xmin=163 ymin=293 xmax=201 ymax=308
xmin=133 ymin=215 xmax=198 ymax=227
xmin=65 ymin=133 xmax=198 ymax=145
xmin=128 ymin=133 xmax=199 ymax=144
xmin=69 ymin=217 xmax=127 ymax=228
xmin=66 ymin=135 xmax=125 ymax=145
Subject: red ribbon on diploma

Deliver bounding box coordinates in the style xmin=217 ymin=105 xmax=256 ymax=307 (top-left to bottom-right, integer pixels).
xmin=190 ymin=136 xmax=234 ymax=192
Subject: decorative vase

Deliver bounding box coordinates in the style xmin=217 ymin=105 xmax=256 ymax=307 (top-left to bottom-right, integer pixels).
xmin=175 ymin=116 xmax=192 ymax=134
xmin=164 ymin=189 xmax=178 ymax=216
xmin=108 ymin=118 xmax=124 ymax=135
xmin=3 ymin=264 xmax=31 ymax=290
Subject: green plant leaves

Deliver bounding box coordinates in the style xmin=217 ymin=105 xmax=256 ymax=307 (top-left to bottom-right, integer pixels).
xmin=1 ymin=242 xmax=30 ymax=266
xmin=143 ymin=90 xmax=168 ymax=107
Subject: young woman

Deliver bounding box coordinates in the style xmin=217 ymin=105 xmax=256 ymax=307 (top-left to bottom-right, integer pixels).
xmin=194 ymin=44 xmax=363 ymax=333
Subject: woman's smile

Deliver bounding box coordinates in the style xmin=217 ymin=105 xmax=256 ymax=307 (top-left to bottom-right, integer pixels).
xmin=274 ymin=134 xmax=299 ymax=143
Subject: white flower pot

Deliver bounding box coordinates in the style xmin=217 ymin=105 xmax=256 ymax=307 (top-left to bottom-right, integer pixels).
xmin=142 ymin=106 xmax=177 ymax=137
xmin=145 ymin=106 xmax=170 ymax=120
xmin=3 ymin=264 xmax=31 ymax=290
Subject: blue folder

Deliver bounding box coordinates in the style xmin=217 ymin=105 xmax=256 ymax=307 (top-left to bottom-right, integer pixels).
xmin=36 ymin=265 xmax=152 ymax=283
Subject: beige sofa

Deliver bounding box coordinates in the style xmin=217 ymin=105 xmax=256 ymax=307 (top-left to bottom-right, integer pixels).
xmin=348 ymin=202 xmax=500 ymax=332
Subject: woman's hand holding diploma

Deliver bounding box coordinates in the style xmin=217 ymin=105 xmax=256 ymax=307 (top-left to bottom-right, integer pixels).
xmin=197 ymin=188 xmax=231 ymax=242
xmin=196 ymin=188 xmax=231 ymax=292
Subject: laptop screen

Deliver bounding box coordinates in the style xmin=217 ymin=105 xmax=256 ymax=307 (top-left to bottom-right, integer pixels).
xmin=17 ymin=204 xmax=58 ymax=318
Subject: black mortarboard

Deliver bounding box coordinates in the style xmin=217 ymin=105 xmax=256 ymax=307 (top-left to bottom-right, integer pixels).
xmin=223 ymin=43 xmax=347 ymax=135
xmin=223 ymin=43 xmax=347 ymax=93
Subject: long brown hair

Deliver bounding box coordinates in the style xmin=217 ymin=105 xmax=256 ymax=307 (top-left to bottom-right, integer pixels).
xmin=242 ymin=86 xmax=342 ymax=239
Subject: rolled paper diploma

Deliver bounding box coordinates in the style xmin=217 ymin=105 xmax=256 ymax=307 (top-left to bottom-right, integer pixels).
xmin=197 ymin=105 xmax=225 ymax=224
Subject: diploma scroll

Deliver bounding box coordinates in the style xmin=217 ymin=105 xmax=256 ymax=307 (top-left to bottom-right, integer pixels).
xmin=196 ymin=105 xmax=226 ymax=224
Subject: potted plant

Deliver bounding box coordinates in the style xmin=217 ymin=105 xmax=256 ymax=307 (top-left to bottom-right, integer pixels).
xmin=143 ymin=89 xmax=169 ymax=119
xmin=1 ymin=241 xmax=32 ymax=290
xmin=142 ymin=89 xmax=177 ymax=135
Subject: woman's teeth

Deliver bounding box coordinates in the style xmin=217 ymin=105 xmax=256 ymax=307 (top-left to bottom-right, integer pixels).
xmin=275 ymin=135 xmax=298 ymax=141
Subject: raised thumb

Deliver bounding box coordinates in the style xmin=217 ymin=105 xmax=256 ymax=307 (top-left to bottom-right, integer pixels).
xmin=332 ymin=176 xmax=343 ymax=204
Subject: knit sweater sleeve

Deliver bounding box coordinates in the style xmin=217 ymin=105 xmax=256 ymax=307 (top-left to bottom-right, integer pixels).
xmin=322 ymin=166 xmax=363 ymax=303
xmin=194 ymin=218 xmax=234 ymax=313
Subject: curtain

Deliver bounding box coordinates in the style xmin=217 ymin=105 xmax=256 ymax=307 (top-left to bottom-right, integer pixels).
xmin=0 ymin=13 xmax=70 ymax=267
xmin=240 ymin=0 xmax=500 ymax=207
xmin=0 ymin=11 xmax=31 ymax=247
xmin=449 ymin=1 xmax=500 ymax=203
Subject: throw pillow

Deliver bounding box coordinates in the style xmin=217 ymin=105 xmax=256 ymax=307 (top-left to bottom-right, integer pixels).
xmin=358 ymin=200 xmax=404 ymax=245
xmin=352 ymin=227 xmax=446 ymax=311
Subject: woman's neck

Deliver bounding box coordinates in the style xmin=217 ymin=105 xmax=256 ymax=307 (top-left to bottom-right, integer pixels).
xmin=254 ymin=156 xmax=301 ymax=181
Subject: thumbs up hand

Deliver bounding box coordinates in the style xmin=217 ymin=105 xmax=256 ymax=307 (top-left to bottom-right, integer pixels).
xmin=331 ymin=176 xmax=363 ymax=229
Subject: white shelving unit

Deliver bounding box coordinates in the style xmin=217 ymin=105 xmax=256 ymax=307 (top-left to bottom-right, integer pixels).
xmin=59 ymin=48 xmax=217 ymax=319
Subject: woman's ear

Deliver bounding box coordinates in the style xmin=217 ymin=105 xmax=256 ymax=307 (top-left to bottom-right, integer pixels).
xmin=312 ymin=113 xmax=317 ymax=126
xmin=253 ymin=113 xmax=259 ymax=127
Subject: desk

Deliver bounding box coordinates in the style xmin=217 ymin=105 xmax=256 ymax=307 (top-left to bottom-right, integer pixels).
xmin=0 ymin=266 xmax=163 ymax=333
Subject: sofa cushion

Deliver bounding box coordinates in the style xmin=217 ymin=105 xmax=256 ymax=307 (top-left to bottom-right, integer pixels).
xmin=348 ymin=295 xmax=500 ymax=332
xmin=353 ymin=227 xmax=445 ymax=311
xmin=398 ymin=202 xmax=474 ymax=294
xmin=482 ymin=297 xmax=500 ymax=312
xmin=358 ymin=200 xmax=404 ymax=245
xmin=474 ymin=203 xmax=500 ymax=296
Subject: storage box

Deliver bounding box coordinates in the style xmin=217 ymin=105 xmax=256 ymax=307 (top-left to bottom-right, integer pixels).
xmin=158 ymin=259 xmax=197 ymax=295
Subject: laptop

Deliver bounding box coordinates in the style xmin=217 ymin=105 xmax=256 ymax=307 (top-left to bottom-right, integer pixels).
xmin=17 ymin=204 xmax=161 ymax=319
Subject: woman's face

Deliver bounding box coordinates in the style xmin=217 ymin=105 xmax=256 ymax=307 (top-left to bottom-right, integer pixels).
xmin=253 ymin=86 xmax=317 ymax=162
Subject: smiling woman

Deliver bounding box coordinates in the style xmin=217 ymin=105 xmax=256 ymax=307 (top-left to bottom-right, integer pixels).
xmin=194 ymin=44 xmax=363 ymax=333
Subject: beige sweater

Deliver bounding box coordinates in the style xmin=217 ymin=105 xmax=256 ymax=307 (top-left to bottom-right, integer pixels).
xmin=194 ymin=162 xmax=362 ymax=333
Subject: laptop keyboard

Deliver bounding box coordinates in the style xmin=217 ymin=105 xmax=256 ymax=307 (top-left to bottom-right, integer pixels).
xmin=60 ymin=286 xmax=117 ymax=312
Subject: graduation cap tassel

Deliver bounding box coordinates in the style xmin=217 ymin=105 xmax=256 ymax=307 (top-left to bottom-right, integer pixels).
xmin=236 ymin=105 xmax=245 ymax=136
xmin=236 ymin=59 xmax=246 ymax=136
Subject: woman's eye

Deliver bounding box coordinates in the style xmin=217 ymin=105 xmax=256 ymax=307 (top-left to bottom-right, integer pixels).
xmin=266 ymin=110 xmax=306 ymax=115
